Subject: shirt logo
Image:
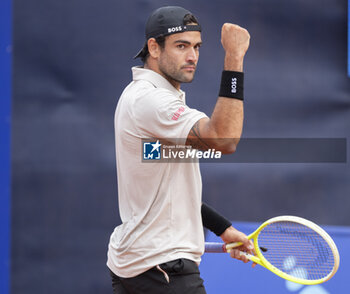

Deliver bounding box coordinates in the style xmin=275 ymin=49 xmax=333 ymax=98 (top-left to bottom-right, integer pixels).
xmin=143 ymin=140 xmax=161 ymax=160
xmin=171 ymin=106 xmax=185 ymax=121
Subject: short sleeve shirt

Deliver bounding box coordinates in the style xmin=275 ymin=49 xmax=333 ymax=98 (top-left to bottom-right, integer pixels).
xmin=107 ymin=66 xmax=208 ymax=278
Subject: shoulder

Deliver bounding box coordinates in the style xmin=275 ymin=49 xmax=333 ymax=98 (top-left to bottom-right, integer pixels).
xmin=134 ymin=87 xmax=180 ymax=112
xmin=123 ymin=80 xmax=175 ymax=101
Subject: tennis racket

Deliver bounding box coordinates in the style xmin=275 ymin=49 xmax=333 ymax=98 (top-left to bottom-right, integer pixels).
xmin=205 ymin=215 xmax=340 ymax=285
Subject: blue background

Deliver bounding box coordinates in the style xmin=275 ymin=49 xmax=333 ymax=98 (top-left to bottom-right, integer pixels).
xmin=3 ymin=0 xmax=350 ymax=293
xmin=0 ymin=0 xmax=12 ymax=292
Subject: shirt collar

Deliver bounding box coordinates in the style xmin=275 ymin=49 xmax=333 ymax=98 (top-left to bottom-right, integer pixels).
xmin=132 ymin=66 xmax=185 ymax=100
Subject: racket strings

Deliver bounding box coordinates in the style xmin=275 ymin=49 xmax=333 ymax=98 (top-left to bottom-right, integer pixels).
xmin=257 ymin=221 xmax=335 ymax=281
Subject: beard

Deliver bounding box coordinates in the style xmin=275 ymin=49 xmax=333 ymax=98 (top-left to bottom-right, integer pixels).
xmin=158 ymin=54 xmax=196 ymax=84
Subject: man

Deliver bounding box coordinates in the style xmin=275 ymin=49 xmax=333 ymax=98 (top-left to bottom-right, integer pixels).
xmin=107 ymin=6 xmax=254 ymax=294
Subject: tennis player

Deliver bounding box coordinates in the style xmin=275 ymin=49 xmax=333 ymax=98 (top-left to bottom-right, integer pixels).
xmin=107 ymin=6 xmax=253 ymax=294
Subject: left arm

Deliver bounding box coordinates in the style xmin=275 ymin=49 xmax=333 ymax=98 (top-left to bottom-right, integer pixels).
xmin=201 ymin=203 xmax=254 ymax=264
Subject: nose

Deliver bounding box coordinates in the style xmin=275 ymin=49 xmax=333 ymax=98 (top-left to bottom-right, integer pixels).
xmin=186 ymin=47 xmax=198 ymax=63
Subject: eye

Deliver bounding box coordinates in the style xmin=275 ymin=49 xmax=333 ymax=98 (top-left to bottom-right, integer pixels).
xmin=177 ymin=44 xmax=185 ymax=49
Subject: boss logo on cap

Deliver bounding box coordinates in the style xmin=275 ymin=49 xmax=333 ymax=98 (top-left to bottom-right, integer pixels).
xmin=168 ymin=26 xmax=183 ymax=33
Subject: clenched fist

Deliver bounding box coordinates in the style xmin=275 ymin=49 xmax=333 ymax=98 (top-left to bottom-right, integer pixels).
xmin=221 ymin=23 xmax=250 ymax=71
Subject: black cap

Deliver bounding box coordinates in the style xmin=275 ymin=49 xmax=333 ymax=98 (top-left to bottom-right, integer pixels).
xmin=134 ymin=6 xmax=201 ymax=59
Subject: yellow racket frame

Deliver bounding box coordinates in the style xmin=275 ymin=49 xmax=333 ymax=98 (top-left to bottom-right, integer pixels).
xmin=225 ymin=216 xmax=340 ymax=285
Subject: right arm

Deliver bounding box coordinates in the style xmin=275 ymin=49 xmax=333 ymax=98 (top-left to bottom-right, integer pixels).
xmin=186 ymin=23 xmax=250 ymax=154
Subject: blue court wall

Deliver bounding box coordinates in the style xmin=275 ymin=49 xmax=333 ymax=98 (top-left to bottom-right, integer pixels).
xmin=0 ymin=0 xmax=12 ymax=292
xmin=11 ymin=0 xmax=350 ymax=293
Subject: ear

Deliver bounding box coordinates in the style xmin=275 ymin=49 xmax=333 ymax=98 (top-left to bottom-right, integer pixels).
xmin=147 ymin=38 xmax=161 ymax=58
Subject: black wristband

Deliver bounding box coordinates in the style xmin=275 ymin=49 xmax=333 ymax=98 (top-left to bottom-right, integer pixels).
xmin=201 ymin=203 xmax=232 ymax=236
xmin=218 ymin=70 xmax=244 ymax=100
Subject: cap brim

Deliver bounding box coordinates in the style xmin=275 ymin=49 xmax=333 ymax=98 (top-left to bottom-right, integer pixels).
xmin=134 ymin=47 xmax=144 ymax=59
xmin=134 ymin=42 xmax=148 ymax=59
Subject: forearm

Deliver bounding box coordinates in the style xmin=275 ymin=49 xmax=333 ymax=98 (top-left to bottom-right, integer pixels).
xmin=186 ymin=24 xmax=249 ymax=153
xmin=187 ymin=73 xmax=244 ymax=152
xmin=208 ymin=97 xmax=243 ymax=145
xmin=201 ymin=202 xmax=231 ymax=236
xmin=207 ymin=52 xmax=245 ymax=142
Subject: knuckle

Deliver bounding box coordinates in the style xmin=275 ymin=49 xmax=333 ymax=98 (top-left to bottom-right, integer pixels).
xmin=223 ymin=23 xmax=230 ymax=31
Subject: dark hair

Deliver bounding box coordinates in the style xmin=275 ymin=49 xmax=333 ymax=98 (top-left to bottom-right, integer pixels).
xmin=140 ymin=14 xmax=200 ymax=64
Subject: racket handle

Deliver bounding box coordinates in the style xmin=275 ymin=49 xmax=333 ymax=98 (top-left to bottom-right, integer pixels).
xmin=226 ymin=241 xmax=243 ymax=252
xmin=205 ymin=242 xmax=262 ymax=266
xmin=204 ymin=242 xmax=243 ymax=253
xmin=204 ymin=242 xmax=227 ymax=253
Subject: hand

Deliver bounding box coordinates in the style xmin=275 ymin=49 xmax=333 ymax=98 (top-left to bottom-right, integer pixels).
xmin=221 ymin=23 xmax=250 ymax=71
xmin=220 ymin=226 xmax=256 ymax=267
xmin=221 ymin=23 xmax=250 ymax=59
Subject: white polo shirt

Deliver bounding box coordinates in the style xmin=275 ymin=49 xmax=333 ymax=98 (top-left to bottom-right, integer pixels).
xmin=107 ymin=66 xmax=208 ymax=278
